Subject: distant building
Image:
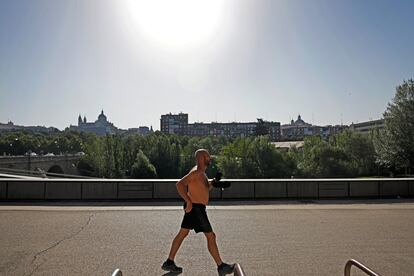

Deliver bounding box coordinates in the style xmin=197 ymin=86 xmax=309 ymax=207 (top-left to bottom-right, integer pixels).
xmin=160 ymin=113 xmax=189 ymax=135
xmin=350 ymin=119 xmax=384 ymax=134
xmin=188 ymin=121 xmax=258 ymax=138
xmin=0 ymin=121 xmax=59 ymax=133
xmin=314 ymin=125 xmax=347 ymax=139
xmin=127 ymin=126 xmax=154 ymax=135
xmin=0 ymin=121 xmax=19 ymax=132
xmin=271 ymin=141 xmax=305 ymax=151
xmin=281 ymin=115 xmax=347 ymax=140
xmin=187 ymin=119 xmax=281 ymax=141
xmin=23 ymin=125 xmax=60 ymax=133
xmin=69 ymin=110 xmax=118 ymax=136
xmin=281 ymin=115 xmax=313 ymax=140
xmin=160 ymin=113 xmax=281 ymax=141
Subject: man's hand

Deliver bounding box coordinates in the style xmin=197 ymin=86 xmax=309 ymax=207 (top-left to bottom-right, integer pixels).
xmin=184 ymin=200 xmax=193 ymax=213
xmin=215 ymin=171 xmax=223 ymax=182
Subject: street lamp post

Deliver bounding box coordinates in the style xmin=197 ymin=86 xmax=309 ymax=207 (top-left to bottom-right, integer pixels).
xmin=14 ymin=138 xmax=19 ymax=156
xmin=27 ymin=149 xmax=32 ymax=172
xmin=54 ymin=141 xmax=58 ymax=155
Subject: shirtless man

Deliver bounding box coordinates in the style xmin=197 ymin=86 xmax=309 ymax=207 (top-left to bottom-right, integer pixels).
xmin=161 ymin=149 xmax=235 ymax=275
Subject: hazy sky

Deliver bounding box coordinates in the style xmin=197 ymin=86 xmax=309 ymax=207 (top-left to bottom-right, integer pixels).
xmin=1 ymin=0 xmax=413 ymax=130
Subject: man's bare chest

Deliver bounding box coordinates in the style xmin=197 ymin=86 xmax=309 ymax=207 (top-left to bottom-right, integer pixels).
xmin=189 ymin=175 xmax=209 ymax=189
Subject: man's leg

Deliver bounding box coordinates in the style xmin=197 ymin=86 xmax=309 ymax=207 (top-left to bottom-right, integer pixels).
xmin=204 ymin=231 xmax=223 ymax=265
xmin=168 ymin=228 xmax=190 ymax=261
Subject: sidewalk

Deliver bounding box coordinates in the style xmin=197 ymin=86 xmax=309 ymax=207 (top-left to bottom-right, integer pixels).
xmin=1 ymin=198 xmax=414 ymax=211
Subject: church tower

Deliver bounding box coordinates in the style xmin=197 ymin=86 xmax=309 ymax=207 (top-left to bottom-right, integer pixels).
xmin=78 ymin=114 xmax=82 ymax=126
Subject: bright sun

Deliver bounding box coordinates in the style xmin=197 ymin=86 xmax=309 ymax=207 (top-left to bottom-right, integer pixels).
xmin=125 ymin=0 xmax=225 ymax=49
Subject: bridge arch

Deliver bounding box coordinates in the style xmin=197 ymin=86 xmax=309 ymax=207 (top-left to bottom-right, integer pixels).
xmin=48 ymin=165 xmax=65 ymax=175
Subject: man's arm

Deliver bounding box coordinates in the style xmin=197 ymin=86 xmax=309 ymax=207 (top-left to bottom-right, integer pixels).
xmin=209 ymin=171 xmax=222 ymax=190
xmin=208 ymin=180 xmax=214 ymax=191
xmin=176 ymin=172 xmax=192 ymax=203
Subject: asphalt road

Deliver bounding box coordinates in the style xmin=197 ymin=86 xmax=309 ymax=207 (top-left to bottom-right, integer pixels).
xmin=1 ymin=201 xmax=414 ymax=276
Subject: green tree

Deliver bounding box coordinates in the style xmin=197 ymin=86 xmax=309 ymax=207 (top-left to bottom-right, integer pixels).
xmin=217 ymin=136 xmax=295 ymax=178
xmin=144 ymin=134 xmax=181 ymax=178
xmin=299 ymin=136 xmax=350 ymax=178
xmin=81 ymin=135 xmax=105 ymax=177
xmin=374 ymin=79 xmax=414 ymax=174
xmin=332 ymin=130 xmax=377 ymax=176
xmin=131 ymin=150 xmax=157 ymax=178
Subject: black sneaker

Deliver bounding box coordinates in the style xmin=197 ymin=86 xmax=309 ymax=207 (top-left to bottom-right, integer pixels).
xmin=161 ymin=260 xmax=183 ymax=273
xmin=217 ymin=263 xmax=235 ymax=276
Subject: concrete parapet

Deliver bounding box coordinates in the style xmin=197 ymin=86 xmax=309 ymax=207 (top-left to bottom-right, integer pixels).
xmin=45 ymin=181 xmax=81 ymax=200
xmin=255 ymin=181 xmax=287 ymax=198
xmin=380 ymin=180 xmax=409 ymax=197
xmin=153 ymin=181 xmax=180 ymax=199
xmin=349 ymin=181 xmax=378 ymax=197
xmin=222 ymin=181 xmax=254 ymax=199
xmin=409 ymin=180 xmax=414 ymax=196
xmin=118 ymin=182 xmax=153 ymax=199
xmin=319 ymin=181 xmax=349 ymax=198
xmin=1 ymin=178 xmax=413 ymax=201
xmin=83 ymin=182 xmax=117 ymax=199
xmin=209 ymin=186 xmax=221 ymax=199
xmin=287 ymin=181 xmax=318 ymax=198
xmin=7 ymin=181 xmax=45 ymax=200
xmin=0 ymin=182 xmax=6 ymax=199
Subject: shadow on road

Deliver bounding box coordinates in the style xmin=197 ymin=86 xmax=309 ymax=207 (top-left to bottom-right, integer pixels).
xmin=161 ymin=272 xmax=182 ymax=276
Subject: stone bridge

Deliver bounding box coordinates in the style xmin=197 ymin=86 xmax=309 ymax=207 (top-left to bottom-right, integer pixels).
xmin=0 ymin=155 xmax=81 ymax=176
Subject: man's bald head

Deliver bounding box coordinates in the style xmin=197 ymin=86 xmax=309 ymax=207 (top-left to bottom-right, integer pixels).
xmin=195 ymin=149 xmax=211 ymax=167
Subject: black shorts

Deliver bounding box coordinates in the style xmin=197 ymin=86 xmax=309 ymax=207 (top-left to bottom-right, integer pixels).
xmin=181 ymin=202 xmax=213 ymax=233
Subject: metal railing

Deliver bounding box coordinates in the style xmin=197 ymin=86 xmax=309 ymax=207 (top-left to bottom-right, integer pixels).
xmin=234 ymin=263 xmax=246 ymax=276
xmin=110 ymin=264 xmax=245 ymax=276
xmin=111 ymin=268 xmax=122 ymax=276
xmin=0 ymin=166 xmax=95 ymax=179
xmin=344 ymin=259 xmax=380 ymax=276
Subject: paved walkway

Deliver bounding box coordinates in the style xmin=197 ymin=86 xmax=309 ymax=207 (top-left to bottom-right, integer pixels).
xmin=1 ymin=200 xmax=414 ymax=275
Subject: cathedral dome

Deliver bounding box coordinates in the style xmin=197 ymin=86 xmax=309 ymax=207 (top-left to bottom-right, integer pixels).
xmin=98 ymin=110 xmax=107 ymax=121
xmin=294 ymin=115 xmax=305 ymax=125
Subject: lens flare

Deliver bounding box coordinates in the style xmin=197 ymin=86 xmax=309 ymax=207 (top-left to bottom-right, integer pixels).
xmin=125 ymin=0 xmax=225 ymax=49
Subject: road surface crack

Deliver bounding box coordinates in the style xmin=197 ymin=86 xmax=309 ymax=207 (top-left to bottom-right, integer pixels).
xmin=26 ymin=213 xmax=95 ymax=276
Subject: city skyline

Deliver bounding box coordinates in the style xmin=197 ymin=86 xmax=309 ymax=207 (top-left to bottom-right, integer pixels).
xmin=1 ymin=0 xmax=413 ymax=130
xmin=1 ymin=109 xmax=370 ymax=132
